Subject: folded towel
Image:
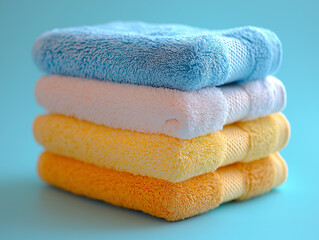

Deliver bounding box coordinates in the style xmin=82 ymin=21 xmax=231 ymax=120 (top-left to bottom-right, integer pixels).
xmin=33 ymin=22 xmax=282 ymax=91
xmin=33 ymin=113 xmax=290 ymax=182
xmin=38 ymin=151 xmax=287 ymax=221
xmin=35 ymin=75 xmax=286 ymax=139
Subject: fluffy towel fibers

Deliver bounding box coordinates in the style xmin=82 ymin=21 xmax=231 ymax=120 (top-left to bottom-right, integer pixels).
xmin=33 ymin=113 xmax=290 ymax=182
xmin=33 ymin=22 xmax=282 ymax=91
xmin=35 ymin=75 xmax=286 ymax=139
xmin=38 ymin=151 xmax=287 ymax=221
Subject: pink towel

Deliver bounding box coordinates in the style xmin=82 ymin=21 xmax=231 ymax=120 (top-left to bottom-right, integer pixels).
xmin=35 ymin=75 xmax=286 ymax=139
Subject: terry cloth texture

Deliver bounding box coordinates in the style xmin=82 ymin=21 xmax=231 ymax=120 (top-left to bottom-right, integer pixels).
xmin=35 ymin=75 xmax=286 ymax=139
xmin=33 ymin=22 xmax=282 ymax=91
xmin=38 ymin=151 xmax=288 ymax=221
xmin=33 ymin=113 xmax=290 ymax=182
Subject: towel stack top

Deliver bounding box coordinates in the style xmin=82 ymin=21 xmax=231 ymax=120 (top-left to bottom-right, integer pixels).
xmin=33 ymin=22 xmax=282 ymax=91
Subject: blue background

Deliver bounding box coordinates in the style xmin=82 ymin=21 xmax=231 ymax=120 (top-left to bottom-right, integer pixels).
xmin=1 ymin=0 xmax=318 ymax=239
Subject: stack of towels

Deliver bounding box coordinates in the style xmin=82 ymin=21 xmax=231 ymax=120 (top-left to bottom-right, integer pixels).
xmin=33 ymin=22 xmax=290 ymax=221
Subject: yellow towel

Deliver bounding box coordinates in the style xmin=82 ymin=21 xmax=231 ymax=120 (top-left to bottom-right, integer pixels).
xmin=33 ymin=113 xmax=289 ymax=182
xmin=38 ymin=151 xmax=288 ymax=221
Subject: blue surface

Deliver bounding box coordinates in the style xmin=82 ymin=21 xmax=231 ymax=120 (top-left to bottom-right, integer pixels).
xmin=0 ymin=0 xmax=318 ymax=239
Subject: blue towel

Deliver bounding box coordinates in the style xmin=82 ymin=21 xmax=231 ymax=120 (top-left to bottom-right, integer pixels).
xmin=33 ymin=22 xmax=282 ymax=91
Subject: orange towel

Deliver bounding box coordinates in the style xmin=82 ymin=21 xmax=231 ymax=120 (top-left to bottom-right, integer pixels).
xmin=38 ymin=151 xmax=287 ymax=221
